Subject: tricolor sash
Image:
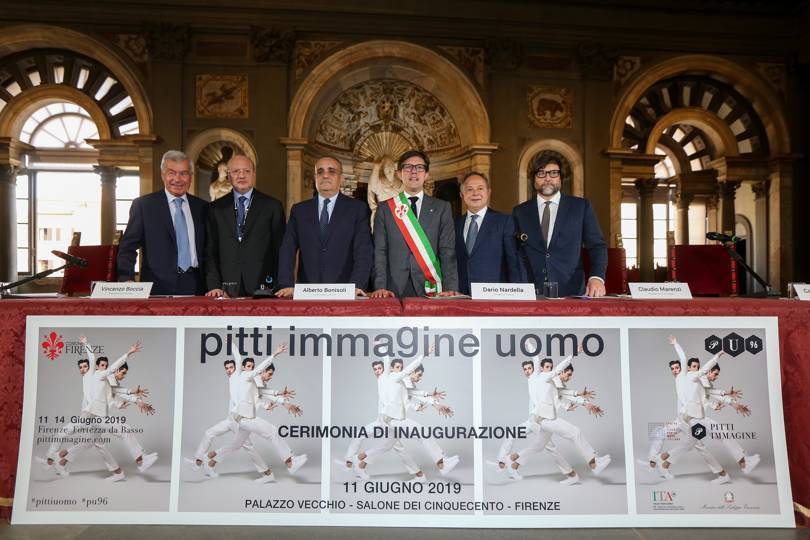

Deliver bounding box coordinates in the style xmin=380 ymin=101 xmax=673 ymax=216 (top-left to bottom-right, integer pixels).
xmin=387 ymin=193 xmax=443 ymax=294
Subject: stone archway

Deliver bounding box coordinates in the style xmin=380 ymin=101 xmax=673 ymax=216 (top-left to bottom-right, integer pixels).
xmin=517 ymin=139 xmax=584 ymax=201
xmin=283 ymin=40 xmax=494 ymax=209
xmin=607 ymin=54 xmax=794 ymax=287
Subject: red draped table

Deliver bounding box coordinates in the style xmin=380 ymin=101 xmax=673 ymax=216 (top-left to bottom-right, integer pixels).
xmin=1 ymin=296 xmax=809 ymax=524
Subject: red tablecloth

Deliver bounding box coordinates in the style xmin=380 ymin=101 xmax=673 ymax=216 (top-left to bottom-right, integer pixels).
xmin=403 ymin=297 xmax=810 ymax=524
xmin=1 ymin=296 xmax=808 ymax=524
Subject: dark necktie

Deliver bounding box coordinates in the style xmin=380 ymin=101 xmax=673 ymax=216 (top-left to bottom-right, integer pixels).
xmin=541 ymin=201 xmax=551 ymax=247
xmin=320 ymin=198 xmax=330 ymax=240
xmin=466 ymin=214 xmax=479 ymax=255
xmin=408 ymin=196 xmax=419 ymax=219
xmin=174 ymin=198 xmax=191 ymax=271
xmin=236 ymin=195 xmax=247 ymax=241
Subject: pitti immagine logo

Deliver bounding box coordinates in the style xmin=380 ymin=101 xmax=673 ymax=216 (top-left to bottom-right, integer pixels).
xmin=705 ymin=333 xmax=763 ymax=357
xmin=41 ymin=331 xmax=64 ymax=361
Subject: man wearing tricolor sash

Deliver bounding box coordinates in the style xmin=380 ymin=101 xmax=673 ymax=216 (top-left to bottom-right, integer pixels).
xmin=370 ymin=150 xmax=459 ymax=298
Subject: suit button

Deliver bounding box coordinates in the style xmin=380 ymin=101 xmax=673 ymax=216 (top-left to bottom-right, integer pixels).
xmin=543 ymin=269 xmax=547 ymax=273
xmin=322 ymin=248 xmax=327 ymax=252
xmin=546 ymin=253 xmax=550 ymax=258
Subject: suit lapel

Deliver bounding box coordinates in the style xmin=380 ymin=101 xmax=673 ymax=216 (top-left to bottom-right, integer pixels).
xmin=469 ymin=209 xmax=493 ymax=257
xmin=523 ymin=199 xmax=544 ymax=251
xmin=160 ymin=193 xmax=176 ymax=243
xmin=418 ymin=195 xmax=435 ymax=232
xmin=324 ymin=194 xmax=345 ymax=244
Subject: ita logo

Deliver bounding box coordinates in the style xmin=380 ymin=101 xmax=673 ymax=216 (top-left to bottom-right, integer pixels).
xmin=41 ymin=331 xmax=64 ymax=361
xmin=652 ymin=490 xmax=676 ymax=502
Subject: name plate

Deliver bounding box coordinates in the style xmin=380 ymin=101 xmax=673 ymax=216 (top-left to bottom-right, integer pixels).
xmin=793 ymin=283 xmax=810 ymax=301
xmin=471 ymin=283 xmax=536 ymax=301
xmin=90 ymin=282 xmax=152 ymax=299
xmin=293 ymin=283 xmax=354 ymax=300
xmin=629 ymin=282 xmax=692 ymax=300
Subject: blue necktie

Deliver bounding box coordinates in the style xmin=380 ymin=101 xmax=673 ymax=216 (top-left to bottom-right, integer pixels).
xmin=174 ymin=198 xmax=191 ymax=271
xmin=320 ymin=198 xmax=330 ymax=240
xmin=236 ymin=195 xmax=247 ymax=240
xmin=466 ymin=214 xmax=479 ymax=255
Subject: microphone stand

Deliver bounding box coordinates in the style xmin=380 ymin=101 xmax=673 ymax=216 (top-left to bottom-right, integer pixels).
xmin=0 ymin=263 xmax=70 ymax=298
xmin=720 ymin=243 xmax=780 ymax=298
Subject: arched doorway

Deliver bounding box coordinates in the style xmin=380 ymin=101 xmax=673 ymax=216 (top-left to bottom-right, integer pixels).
xmin=283 ymin=40 xmax=495 ymax=213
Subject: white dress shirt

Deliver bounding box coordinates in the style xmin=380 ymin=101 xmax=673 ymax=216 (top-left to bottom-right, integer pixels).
xmin=165 ymin=189 xmax=198 ymax=267
xmin=464 ymin=207 xmax=488 ymax=243
xmin=318 ymin=193 xmax=337 ymax=221
xmin=403 ymin=191 xmax=424 ymax=218
xmin=536 ymin=191 xmax=561 ymax=245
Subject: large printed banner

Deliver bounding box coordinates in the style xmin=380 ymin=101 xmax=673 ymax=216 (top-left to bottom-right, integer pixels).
xmin=13 ymin=315 xmax=793 ymax=527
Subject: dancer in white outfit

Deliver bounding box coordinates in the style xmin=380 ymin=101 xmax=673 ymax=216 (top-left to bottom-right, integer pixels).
xmin=490 ymin=345 xmax=611 ymax=483
xmin=204 ymin=344 xmax=308 ymax=481
xmin=186 ymin=357 xmax=276 ymax=481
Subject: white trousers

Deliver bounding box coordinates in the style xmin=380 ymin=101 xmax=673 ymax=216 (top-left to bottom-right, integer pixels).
xmin=216 ymin=416 xmax=292 ymax=464
xmin=363 ymin=416 xmax=421 ymax=475
xmin=195 ymin=417 xmax=268 ymax=473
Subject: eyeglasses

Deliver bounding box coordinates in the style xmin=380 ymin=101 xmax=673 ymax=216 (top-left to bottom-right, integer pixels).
xmin=165 ymin=169 xmax=191 ymax=179
xmin=401 ymin=164 xmax=427 ymax=173
xmin=228 ymin=168 xmax=253 ymax=176
xmin=535 ymin=169 xmax=561 ymax=179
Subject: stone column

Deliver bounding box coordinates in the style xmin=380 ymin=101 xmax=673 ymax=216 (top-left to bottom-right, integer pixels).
xmin=675 ymin=191 xmax=693 ymax=245
xmin=95 ymin=165 xmax=118 ymax=245
xmin=716 ymin=180 xmax=741 ymax=235
xmin=634 ymin=177 xmax=659 ymax=282
xmin=280 ymin=138 xmax=308 ymax=211
xmin=0 ymin=164 xmax=18 ymax=282
xmin=751 ymin=181 xmax=769 ymax=292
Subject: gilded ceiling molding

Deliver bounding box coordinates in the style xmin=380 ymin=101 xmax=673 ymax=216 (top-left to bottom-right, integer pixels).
xmin=577 ymin=42 xmax=619 ymax=80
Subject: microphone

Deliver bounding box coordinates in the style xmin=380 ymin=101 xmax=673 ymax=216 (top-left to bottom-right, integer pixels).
xmin=51 ymin=250 xmax=89 ymax=268
xmin=706 ymin=232 xmax=742 ymax=243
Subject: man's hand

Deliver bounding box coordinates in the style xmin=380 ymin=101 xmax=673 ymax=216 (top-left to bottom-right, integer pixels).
xmin=370 ymin=289 xmax=395 ymax=298
xmin=206 ymin=288 xmax=224 ymax=298
xmin=280 ymin=386 xmax=296 ymax=399
xmin=434 ymin=404 xmax=454 ymax=417
xmin=137 ymin=400 xmax=156 ymax=415
xmin=274 ymin=287 xmax=294 ymax=298
xmin=585 ymin=403 xmax=604 ymax=417
xmin=264 ymin=401 xmax=278 ymax=412
xmin=415 ymin=403 xmax=427 ymax=412
xmin=733 ymin=403 xmax=752 ymax=417
xmin=427 ymin=343 xmax=436 ymax=356
xmin=567 ymin=403 xmax=577 ymax=412
xmin=128 ymin=340 xmax=143 ymax=356
xmin=133 ymin=385 xmax=149 ymax=398
xmin=430 ymin=387 xmax=446 ymax=401
xmin=579 ymin=387 xmax=596 ymax=399
xmin=585 ymin=277 xmax=606 ymax=298
xmin=726 ymin=386 xmax=743 ymax=399
xmin=274 ymin=343 xmax=289 ymax=356
xmin=285 ymin=403 xmax=303 ymax=417
xmin=667 ymin=335 xmax=677 ymax=345
xmin=79 ymin=334 xmax=88 ymax=345
xmin=355 ymin=288 xmax=367 ymax=297
xmin=437 ymin=290 xmax=460 ymax=297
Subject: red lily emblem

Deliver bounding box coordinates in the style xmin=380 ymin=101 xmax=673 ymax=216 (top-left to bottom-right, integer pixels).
xmin=42 ymin=331 xmax=64 ymax=361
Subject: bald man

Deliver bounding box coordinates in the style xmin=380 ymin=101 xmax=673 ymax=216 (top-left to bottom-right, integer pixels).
xmin=275 ymin=156 xmax=373 ymax=297
xmin=205 ymin=155 xmax=286 ymax=297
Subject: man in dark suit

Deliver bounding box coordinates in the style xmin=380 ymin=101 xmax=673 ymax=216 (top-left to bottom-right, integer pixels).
xmin=274 ymin=156 xmax=372 ymax=297
xmin=370 ymin=150 xmax=459 ymax=298
xmin=512 ymin=155 xmax=607 ymax=297
xmin=455 ymin=172 xmax=522 ymax=295
xmin=117 ymin=150 xmax=207 ymax=295
xmin=204 ymin=155 xmax=285 ymax=297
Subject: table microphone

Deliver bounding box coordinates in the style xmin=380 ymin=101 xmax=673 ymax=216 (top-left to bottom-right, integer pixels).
xmin=706 ymin=232 xmax=742 ymax=243
xmin=51 ymin=250 xmax=89 ymax=268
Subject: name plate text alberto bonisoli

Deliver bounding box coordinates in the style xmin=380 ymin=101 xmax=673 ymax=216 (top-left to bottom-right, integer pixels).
xmin=293 ymin=283 xmax=355 ymax=300
xmin=90 ymin=282 xmax=152 ymax=299
xmin=471 ymin=283 xmax=536 ymax=301
xmin=629 ymin=282 xmax=692 ymax=300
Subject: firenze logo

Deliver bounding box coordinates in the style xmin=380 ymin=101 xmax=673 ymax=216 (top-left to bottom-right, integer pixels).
xmin=723 ymin=491 xmax=735 ymax=503
xmin=705 ymin=333 xmax=763 ymax=357
xmin=41 ymin=331 xmax=64 ymax=361
xmin=691 ymin=423 xmax=707 ymax=440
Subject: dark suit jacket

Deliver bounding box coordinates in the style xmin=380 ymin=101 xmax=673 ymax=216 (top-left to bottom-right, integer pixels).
xmin=205 ymin=189 xmax=285 ymax=294
xmin=373 ymin=194 xmax=458 ymax=296
xmin=277 ymin=193 xmax=373 ymax=289
xmin=512 ymin=193 xmax=607 ymax=297
xmin=117 ymin=190 xmax=207 ymax=295
xmin=454 ymin=208 xmax=523 ymax=295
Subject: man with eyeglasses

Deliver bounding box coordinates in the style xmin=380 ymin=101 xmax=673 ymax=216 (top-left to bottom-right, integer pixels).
xmin=370 ymin=150 xmax=459 ymax=298
xmin=204 ymin=154 xmax=285 ymax=298
xmin=512 ymin=154 xmax=607 ymax=297
xmin=118 ymin=150 xmax=208 ymax=295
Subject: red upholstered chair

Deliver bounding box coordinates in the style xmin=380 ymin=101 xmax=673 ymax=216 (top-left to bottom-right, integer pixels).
xmin=668 ymin=244 xmax=738 ymax=296
xmin=582 ymin=247 xmax=629 ymax=295
xmin=60 ymin=231 xmax=121 ymax=296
